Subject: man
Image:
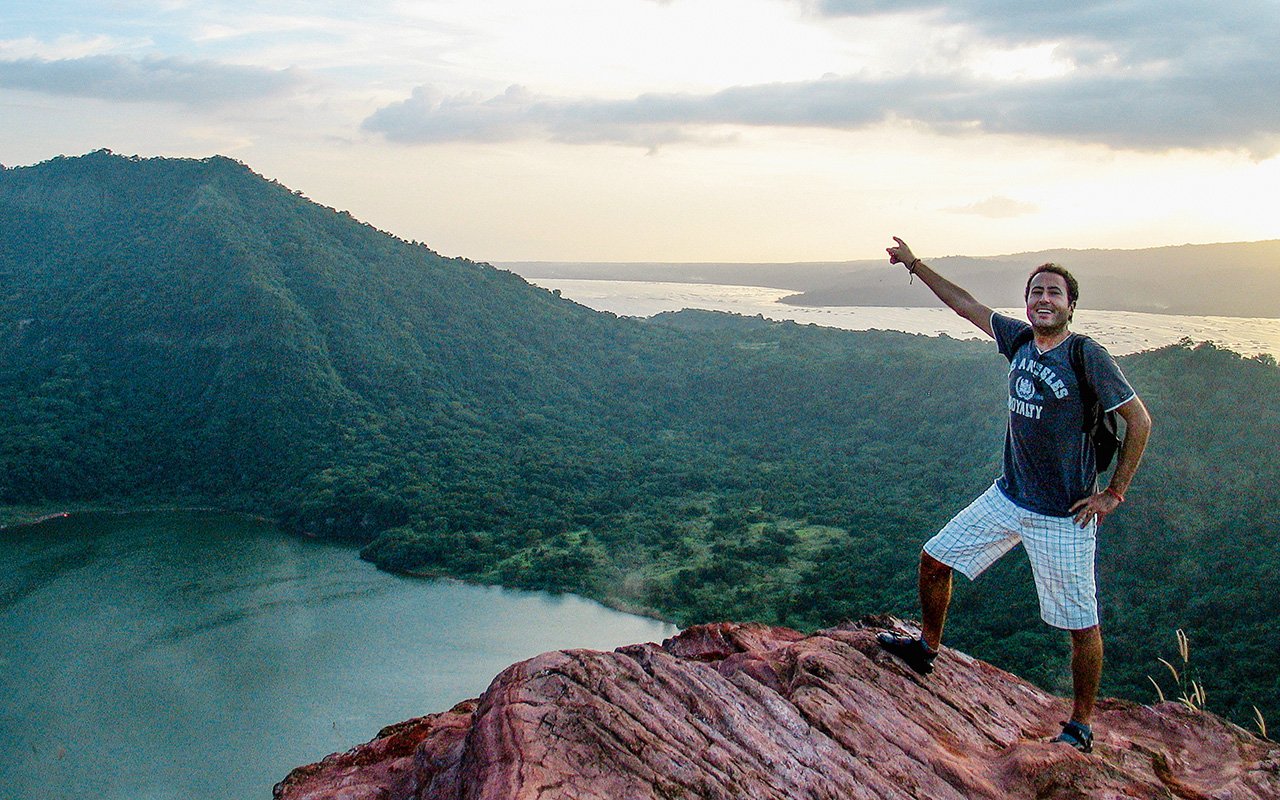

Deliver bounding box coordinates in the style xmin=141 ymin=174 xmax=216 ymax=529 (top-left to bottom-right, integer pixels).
xmin=876 ymin=236 xmax=1152 ymax=754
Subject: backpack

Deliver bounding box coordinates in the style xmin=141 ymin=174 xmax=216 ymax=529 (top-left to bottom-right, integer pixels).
xmin=1008 ymin=329 xmax=1122 ymax=472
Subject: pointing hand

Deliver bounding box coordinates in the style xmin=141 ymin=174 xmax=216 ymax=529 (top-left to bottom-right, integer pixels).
xmin=887 ymin=236 xmax=915 ymax=266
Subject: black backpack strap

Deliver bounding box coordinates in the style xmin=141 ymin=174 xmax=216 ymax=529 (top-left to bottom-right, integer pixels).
xmin=1069 ymin=334 xmax=1097 ymax=431
xmin=1070 ymin=333 xmax=1122 ymax=471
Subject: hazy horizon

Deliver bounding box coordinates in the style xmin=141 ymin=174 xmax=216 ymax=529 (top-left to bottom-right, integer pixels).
xmin=501 ymin=238 xmax=1280 ymax=319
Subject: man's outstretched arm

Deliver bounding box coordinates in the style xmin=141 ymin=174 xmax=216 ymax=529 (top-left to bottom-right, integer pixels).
xmin=887 ymin=236 xmax=995 ymax=338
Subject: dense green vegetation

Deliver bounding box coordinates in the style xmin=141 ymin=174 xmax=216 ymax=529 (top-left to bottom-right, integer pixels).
xmin=2 ymin=151 xmax=1277 ymax=729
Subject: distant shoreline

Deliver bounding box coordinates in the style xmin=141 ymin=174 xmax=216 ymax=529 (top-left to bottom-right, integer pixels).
xmin=521 ymin=278 xmax=1280 ymax=360
xmin=503 ymin=239 xmax=1280 ymax=319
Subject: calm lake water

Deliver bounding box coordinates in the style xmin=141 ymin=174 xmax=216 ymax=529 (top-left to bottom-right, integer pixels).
xmin=0 ymin=511 xmax=677 ymax=800
xmin=528 ymin=278 xmax=1280 ymax=360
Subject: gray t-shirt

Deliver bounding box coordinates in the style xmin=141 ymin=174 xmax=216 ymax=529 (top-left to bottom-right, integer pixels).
xmin=992 ymin=313 xmax=1136 ymax=517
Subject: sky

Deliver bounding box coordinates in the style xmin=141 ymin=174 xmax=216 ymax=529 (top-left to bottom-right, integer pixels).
xmin=2 ymin=0 xmax=1279 ymax=263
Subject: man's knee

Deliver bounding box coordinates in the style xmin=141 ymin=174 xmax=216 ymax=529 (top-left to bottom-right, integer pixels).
xmin=920 ymin=550 xmax=953 ymax=580
xmin=1070 ymin=624 xmax=1102 ymax=645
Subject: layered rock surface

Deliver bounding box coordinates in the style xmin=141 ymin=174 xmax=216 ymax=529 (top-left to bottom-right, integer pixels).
xmin=275 ymin=618 xmax=1279 ymax=799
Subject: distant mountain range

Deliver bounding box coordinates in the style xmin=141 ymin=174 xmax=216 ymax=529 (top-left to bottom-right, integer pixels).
xmin=503 ymin=238 xmax=1280 ymax=318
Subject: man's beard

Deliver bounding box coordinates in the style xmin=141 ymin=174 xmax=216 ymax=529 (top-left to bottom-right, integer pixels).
xmin=1030 ymin=309 xmax=1070 ymax=335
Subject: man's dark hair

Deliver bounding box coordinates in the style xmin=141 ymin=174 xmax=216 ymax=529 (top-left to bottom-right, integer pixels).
xmin=1025 ymin=263 xmax=1079 ymax=305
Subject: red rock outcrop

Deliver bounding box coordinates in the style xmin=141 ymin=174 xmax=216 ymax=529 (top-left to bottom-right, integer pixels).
xmin=275 ymin=617 xmax=1280 ymax=799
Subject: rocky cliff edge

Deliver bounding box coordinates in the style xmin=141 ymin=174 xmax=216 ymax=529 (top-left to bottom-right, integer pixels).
xmin=274 ymin=617 xmax=1279 ymax=799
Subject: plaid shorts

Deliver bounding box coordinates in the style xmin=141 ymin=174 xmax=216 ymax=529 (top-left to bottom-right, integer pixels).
xmin=924 ymin=482 xmax=1099 ymax=630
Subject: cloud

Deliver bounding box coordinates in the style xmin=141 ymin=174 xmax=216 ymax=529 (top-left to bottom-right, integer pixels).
xmin=362 ymin=77 xmax=908 ymax=147
xmin=362 ymin=84 xmax=690 ymax=149
xmin=810 ymin=0 xmax=1270 ymax=54
xmin=946 ymin=196 xmax=1039 ymax=218
xmin=365 ymin=65 xmax=1280 ymax=157
xmin=364 ymin=1 xmax=1280 ymax=157
xmin=809 ymin=0 xmax=1280 ymax=153
xmin=362 ymin=85 xmax=545 ymax=143
xmin=0 ymin=54 xmax=309 ymax=106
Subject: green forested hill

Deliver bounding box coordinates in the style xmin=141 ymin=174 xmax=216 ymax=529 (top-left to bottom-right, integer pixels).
xmin=0 ymin=150 xmax=689 ymax=528
xmin=1 ymin=151 xmax=1276 ymax=729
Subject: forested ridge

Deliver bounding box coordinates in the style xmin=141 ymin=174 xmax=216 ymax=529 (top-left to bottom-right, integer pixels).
xmin=2 ymin=151 xmax=1277 ymax=728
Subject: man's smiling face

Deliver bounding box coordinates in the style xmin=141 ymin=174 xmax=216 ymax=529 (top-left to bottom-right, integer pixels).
xmin=1025 ymin=271 xmax=1074 ymax=335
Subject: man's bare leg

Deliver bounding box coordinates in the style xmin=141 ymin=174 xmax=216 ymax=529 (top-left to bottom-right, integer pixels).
xmin=876 ymin=550 xmax=954 ymax=674
xmin=919 ymin=551 xmax=953 ymax=650
xmin=1069 ymin=625 xmax=1103 ymax=725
